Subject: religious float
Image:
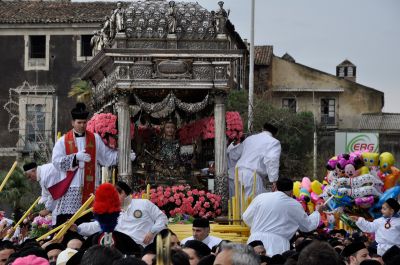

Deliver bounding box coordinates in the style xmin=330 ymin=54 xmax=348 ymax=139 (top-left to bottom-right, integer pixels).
xmin=79 ymin=0 xmax=249 ymax=242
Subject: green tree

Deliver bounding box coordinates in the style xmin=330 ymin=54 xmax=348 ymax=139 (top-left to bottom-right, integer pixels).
xmin=68 ymin=78 xmax=92 ymax=103
xmin=0 ymin=167 xmax=40 ymax=221
xmin=227 ymin=91 xmax=315 ymax=179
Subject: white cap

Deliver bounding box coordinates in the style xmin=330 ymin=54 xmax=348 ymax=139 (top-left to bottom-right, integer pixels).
xmin=56 ymin=248 xmax=78 ymax=265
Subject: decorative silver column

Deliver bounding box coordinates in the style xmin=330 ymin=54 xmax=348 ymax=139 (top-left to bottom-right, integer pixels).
xmin=116 ymin=95 xmax=132 ymax=187
xmin=214 ymin=94 xmax=228 ymax=213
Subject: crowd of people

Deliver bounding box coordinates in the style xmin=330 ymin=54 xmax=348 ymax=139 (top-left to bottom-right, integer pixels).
xmin=0 ymin=103 xmax=399 ymax=265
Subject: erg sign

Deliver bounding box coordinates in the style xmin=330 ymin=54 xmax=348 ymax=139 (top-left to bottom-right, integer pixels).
xmin=335 ymin=132 xmax=379 ymax=154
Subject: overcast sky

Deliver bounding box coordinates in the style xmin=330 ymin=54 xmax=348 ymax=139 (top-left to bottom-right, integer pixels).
xmin=77 ymin=0 xmax=400 ymax=112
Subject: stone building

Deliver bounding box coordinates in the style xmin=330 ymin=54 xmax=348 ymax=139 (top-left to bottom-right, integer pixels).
xmin=0 ymin=0 xmax=247 ymax=166
xmin=253 ymin=49 xmax=384 ymax=130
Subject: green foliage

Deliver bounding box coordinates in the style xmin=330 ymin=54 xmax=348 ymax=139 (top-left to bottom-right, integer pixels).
xmin=0 ymin=166 xmax=41 ymax=220
xmin=227 ymin=91 xmax=315 ymax=178
xmin=68 ymin=78 xmax=92 ymax=103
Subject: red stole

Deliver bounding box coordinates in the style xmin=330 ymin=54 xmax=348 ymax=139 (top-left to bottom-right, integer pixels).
xmin=48 ymin=130 xmax=96 ymax=204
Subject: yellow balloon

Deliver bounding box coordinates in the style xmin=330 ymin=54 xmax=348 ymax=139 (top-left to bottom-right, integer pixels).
xmin=359 ymin=166 xmax=370 ymax=175
xmin=293 ymin=181 xmax=301 ymax=198
xmin=361 ymin=152 xmax=379 ymax=167
xmin=379 ymin=152 xmax=395 ymax=173
xmin=307 ymin=202 xmax=315 ymax=214
xmin=311 ymin=180 xmax=323 ymax=195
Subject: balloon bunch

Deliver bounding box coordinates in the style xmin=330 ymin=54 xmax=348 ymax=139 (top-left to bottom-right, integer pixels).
xmin=293 ymin=177 xmax=324 ymax=214
xmin=322 ymin=151 xmax=400 ymax=218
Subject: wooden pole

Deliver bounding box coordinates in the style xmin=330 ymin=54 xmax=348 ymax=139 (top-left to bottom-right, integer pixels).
xmin=54 ymin=194 xmax=95 ymax=239
xmin=13 ymin=196 xmax=41 ymax=229
xmin=0 ymin=161 xmax=18 ymax=192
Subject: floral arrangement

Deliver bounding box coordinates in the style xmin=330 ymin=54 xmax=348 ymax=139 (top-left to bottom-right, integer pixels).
xmin=87 ymin=113 xmax=135 ymax=148
xmin=137 ymin=185 xmax=222 ymax=219
xmin=178 ymin=112 xmax=243 ymax=144
xmin=29 ymin=215 xmax=52 ymax=238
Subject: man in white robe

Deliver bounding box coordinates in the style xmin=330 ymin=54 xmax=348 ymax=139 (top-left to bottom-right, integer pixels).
xmin=243 ymin=178 xmax=323 ymax=257
xmin=181 ymin=218 xmax=222 ymax=249
xmin=23 ymin=162 xmax=61 ymax=223
xmin=51 ymin=103 xmax=135 ymax=226
xmin=76 ymin=181 xmax=168 ymax=247
xmin=227 ymin=122 xmax=281 ymax=197
xmin=226 ymin=139 xmax=243 ymax=198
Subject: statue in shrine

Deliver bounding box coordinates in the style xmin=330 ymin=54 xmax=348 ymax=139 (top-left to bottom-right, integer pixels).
xmin=153 ymin=119 xmax=186 ymax=184
xmin=101 ymin=16 xmax=111 ymax=45
xmin=167 ymin=1 xmax=177 ymax=34
xmin=215 ymin=1 xmax=229 ymax=34
xmin=90 ymin=30 xmax=103 ymax=55
xmin=111 ymin=2 xmax=125 ymax=34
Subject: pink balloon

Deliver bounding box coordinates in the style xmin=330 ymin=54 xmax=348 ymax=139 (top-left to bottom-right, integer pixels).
xmin=301 ymin=177 xmax=312 ymax=191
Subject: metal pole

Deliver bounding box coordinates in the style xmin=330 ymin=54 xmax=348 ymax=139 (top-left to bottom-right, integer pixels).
xmin=313 ymin=90 xmax=317 ymax=179
xmin=54 ymin=95 xmax=58 ymax=145
xmin=248 ymin=0 xmax=255 ymax=132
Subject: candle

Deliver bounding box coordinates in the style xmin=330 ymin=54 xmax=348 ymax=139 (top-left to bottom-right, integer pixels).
xmin=0 ymin=161 xmax=18 ymax=192
xmin=241 ymin=185 xmax=245 ymax=217
xmin=232 ymin=197 xmax=236 ymax=224
xmin=146 ymin=184 xmax=150 ymax=200
xmin=54 ymin=194 xmax=95 ymax=239
xmin=101 ymin=167 xmax=107 ymax=184
xmin=228 ymin=199 xmax=232 ymax=224
xmin=252 ymin=171 xmax=257 ymax=198
xmin=234 ymin=167 xmax=239 ymax=198
xmin=112 ymin=168 xmax=116 ymax=185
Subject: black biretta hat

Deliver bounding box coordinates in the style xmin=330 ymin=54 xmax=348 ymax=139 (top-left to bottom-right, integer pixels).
xmin=115 ymin=181 xmax=132 ymax=195
xmin=263 ymin=122 xmax=278 ymax=136
xmin=23 ymin=162 xmax=37 ymax=172
xmin=71 ymin=103 xmax=89 ymax=120
xmin=193 ymin=218 xmax=209 ymax=228
xmin=385 ymin=198 xmax=400 ymax=213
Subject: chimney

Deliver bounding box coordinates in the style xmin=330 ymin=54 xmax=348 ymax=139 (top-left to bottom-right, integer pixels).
xmin=336 ymin=59 xmax=356 ymax=82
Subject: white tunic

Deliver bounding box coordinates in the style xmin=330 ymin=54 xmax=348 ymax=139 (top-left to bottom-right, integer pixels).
xmin=181 ymin=235 xmax=222 ymax=249
xmin=243 ymin=191 xmax=320 ymax=257
xmin=52 ymin=133 xmax=118 ymax=214
xmin=78 ymin=198 xmax=168 ymax=247
xmin=228 ymin=131 xmax=281 ymax=196
xmin=356 ymin=216 xmax=400 ymax=255
xmin=36 ymin=163 xmax=62 ymax=211
xmin=227 ymin=142 xmax=244 ymax=197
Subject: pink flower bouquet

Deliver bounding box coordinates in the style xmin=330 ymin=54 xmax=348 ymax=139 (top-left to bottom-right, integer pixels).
xmin=137 ymin=185 xmax=222 ymax=219
xmin=30 ymin=215 xmax=52 ymax=238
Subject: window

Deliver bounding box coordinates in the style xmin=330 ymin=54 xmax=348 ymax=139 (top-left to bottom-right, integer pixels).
xmin=77 ymin=35 xmax=94 ymax=61
xmin=24 ymin=35 xmax=50 ymax=71
xmin=29 ymin=36 xmax=46 ymax=59
xmin=347 ymin=66 xmax=353 ymax=77
xmin=338 ymin=67 xmax=345 ymax=77
xmin=26 ymin=104 xmax=46 ymax=142
xmin=81 ymin=35 xmax=93 ymax=57
xmin=321 ymin=99 xmax=336 ymax=125
xmin=282 ymin=98 xmax=296 ymax=112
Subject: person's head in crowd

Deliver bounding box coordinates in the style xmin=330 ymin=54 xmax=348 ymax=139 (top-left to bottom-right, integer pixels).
xmin=275 ymin=178 xmax=293 ymax=197
xmin=66 ymin=238 xmax=83 ymax=251
xmin=259 ymin=255 xmax=270 ymax=265
xmin=0 ymin=241 xmax=15 ymax=265
xmin=213 ymin=243 xmax=259 ymax=265
xmin=281 ymin=250 xmax=297 ymax=260
xmin=56 ymin=248 xmax=77 ymax=265
xmin=80 ymin=245 xmax=122 ymax=265
xmin=248 ymin=241 xmax=266 ymax=256
xmin=182 ymin=240 xmax=211 ymax=265
xmin=359 ymin=260 xmax=382 ymax=265
xmin=382 ymin=198 xmax=400 ymax=218
xmin=369 ymin=253 xmax=383 ymax=265
xmin=343 ymin=238 xmax=353 ymax=246
xmin=44 ymin=243 xmax=65 ymax=264
xmin=212 ymin=240 xmax=231 ymax=255
xmin=191 ymin=219 xmax=210 ymax=242
xmin=381 ymin=245 xmax=400 ymax=265
xmin=341 ymin=241 xmax=370 ymax=265
xmin=17 ymin=245 xmax=48 ymax=261
xmin=330 ymin=229 xmax=347 ymax=241
xmin=115 ymin=181 xmax=133 ymax=205
xmin=263 ymin=122 xmax=278 ymax=136
xmin=10 ymin=255 xmax=49 ymax=265
xmin=158 ymin=229 xmax=181 ymax=250
xmin=385 ymin=254 xmax=400 ymax=265
xmin=70 ymin=103 xmax=89 ymax=134
xmin=112 ymin=256 xmax=147 ymax=265
xmin=329 ymin=239 xmax=345 ymax=253
xmin=23 ymin=162 xmax=38 ymax=182
xmin=197 ymin=255 xmax=215 ymax=265
xmin=268 ymin=254 xmax=285 ymax=265
xmin=297 ymin=241 xmax=341 ymax=265
xmin=171 ymin=249 xmax=190 ymax=265
xmin=295 ymin=238 xmax=313 ymax=253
